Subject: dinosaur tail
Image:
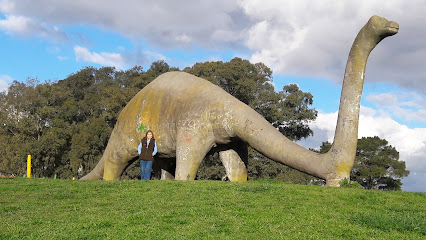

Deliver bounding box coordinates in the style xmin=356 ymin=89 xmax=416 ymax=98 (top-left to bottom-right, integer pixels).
xmin=80 ymin=156 xmax=105 ymax=180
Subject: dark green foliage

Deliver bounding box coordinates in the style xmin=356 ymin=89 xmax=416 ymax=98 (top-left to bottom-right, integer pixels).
xmin=339 ymin=178 xmax=363 ymax=189
xmin=277 ymin=84 xmax=316 ymax=140
xmin=0 ymin=65 xmax=169 ymax=178
xmin=197 ymin=152 xmax=226 ymax=180
xmin=354 ymin=136 xmax=409 ymax=190
xmin=318 ymin=137 xmax=410 ymax=190
xmin=120 ymin=159 xmax=140 ymax=180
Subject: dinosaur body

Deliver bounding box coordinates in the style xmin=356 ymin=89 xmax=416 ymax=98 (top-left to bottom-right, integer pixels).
xmin=81 ymin=16 xmax=398 ymax=186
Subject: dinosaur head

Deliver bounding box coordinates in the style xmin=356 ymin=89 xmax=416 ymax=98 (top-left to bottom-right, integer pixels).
xmin=366 ymin=15 xmax=399 ymax=41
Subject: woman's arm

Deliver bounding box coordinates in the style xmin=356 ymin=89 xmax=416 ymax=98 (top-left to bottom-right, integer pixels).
xmin=137 ymin=142 xmax=142 ymax=155
xmin=153 ymin=141 xmax=158 ymax=156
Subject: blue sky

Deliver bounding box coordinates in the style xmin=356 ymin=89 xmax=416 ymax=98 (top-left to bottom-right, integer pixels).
xmin=1 ymin=0 xmax=425 ymax=192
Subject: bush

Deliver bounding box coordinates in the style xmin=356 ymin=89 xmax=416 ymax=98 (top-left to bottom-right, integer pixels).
xmin=340 ymin=178 xmax=363 ymax=189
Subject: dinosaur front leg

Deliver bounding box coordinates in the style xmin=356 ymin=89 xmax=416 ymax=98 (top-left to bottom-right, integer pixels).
xmin=175 ymin=131 xmax=215 ymax=180
xmin=104 ymin=158 xmax=127 ymax=180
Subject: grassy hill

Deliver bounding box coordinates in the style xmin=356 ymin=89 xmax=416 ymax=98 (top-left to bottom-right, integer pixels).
xmin=1 ymin=178 xmax=425 ymax=239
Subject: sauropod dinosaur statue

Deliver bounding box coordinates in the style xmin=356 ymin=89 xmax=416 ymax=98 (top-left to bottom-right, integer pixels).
xmin=81 ymin=16 xmax=398 ymax=186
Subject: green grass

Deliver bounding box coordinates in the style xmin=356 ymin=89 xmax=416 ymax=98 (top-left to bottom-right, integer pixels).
xmin=1 ymin=178 xmax=425 ymax=239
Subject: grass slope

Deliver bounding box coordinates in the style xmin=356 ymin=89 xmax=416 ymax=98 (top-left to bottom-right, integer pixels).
xmin=1 ymin=178 xmax=425 ymax=239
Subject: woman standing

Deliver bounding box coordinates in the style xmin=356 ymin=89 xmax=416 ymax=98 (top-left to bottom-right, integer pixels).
xmin=138 ymin=130 xmax=157 ymax=180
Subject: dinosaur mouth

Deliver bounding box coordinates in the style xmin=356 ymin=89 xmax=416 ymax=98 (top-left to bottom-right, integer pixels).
xmin=387 ymin=26 xmax=399 ymax=32
xmin=386 ymin=21 xmax=399 ymax=34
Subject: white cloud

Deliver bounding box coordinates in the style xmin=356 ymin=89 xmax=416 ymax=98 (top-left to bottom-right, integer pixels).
xmin=0 ymin=14 xmax=68 ymax=41
xmin=2 ymin=0 xmax=425 ymax=90
xmin=0 ymin=0 xmax=246 ymax=48
xmin=175 ymin=34 xmax=191 ymax=44
xmin=122 ymin=49 xmax=168 ymax=69
xmin=366 ymin=93 xmax=398 ymax=106
xmin=2 ymin=0 xmax=424 ymax=90
xmin=56 ymin=56 xmax=68 ymax=61
xmin=74 ymin=46 xmax=167 ymax=70
xmin=240 ymin=0 xmax=426 ymax=89
xmin=366 ymin=91 xmax=426 ymax=123
xmin=0 ymin=14 xmax=32 ymax=35
xmin=74 ymin=46 xmax=125 ymax=69
xmin=0 ymin=74 xmax=12 ymax=92
xmin=298 ymin=106 xmax=426 ymax=192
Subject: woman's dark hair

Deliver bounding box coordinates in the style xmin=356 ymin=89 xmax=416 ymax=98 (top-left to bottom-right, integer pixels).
xmin=145 ymin=130 xmax=155 ymax=139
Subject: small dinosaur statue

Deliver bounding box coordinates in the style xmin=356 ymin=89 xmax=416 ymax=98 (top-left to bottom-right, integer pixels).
xmin=81 ymin=16 xmax=398 ymax=186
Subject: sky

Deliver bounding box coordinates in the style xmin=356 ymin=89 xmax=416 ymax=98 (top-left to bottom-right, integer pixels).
xmin=0 ymin=0 xmax=425 ymax=192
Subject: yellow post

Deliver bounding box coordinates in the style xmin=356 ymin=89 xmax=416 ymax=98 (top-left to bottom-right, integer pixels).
xmin=27 ymin=155 xmax=31 ymax=178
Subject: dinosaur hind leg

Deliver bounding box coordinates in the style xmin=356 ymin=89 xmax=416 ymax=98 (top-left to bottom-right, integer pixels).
xmin=152 ymin=158 xmax=176 ymax=180
xmin=220 ymin=140 xmax=248 ymax=182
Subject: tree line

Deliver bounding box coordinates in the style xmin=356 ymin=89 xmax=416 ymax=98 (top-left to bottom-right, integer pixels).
xmin=0 ymin=58 xmax=408 ymax=190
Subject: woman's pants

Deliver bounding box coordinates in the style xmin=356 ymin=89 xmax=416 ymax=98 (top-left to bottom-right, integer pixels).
xmin=140 ymin=160 xmax=153 ymax=180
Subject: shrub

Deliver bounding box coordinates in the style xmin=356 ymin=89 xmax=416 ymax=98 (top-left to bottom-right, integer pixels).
xmin=340 ymin=178 xmax=363 ymax=189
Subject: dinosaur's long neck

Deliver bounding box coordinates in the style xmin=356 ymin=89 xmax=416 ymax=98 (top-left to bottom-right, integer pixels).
xmin=232 ymin=23 xmax=385 ymax=184
xmin=327 ymin=24 xmax=383 ymax=179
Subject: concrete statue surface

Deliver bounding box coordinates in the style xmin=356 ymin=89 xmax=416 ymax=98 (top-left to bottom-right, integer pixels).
xmin=81 ymin=16 xmax=398 ymax=186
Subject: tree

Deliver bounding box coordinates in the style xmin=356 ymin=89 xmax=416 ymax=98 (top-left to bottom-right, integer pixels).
xmin=196 ymin=152 xmax=226 ymax=180
xmin=0 ymin=66 xmax=146 ymax=178
xmin=0 ymin=79 xmax=54 ymax=177
xmin=148 ymin=60 xmax=172 ymax=74
xmin=318 ymin=136 xmax=410 ymax=190
xmin=128 ymin=61 xmax=179 ymax=89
